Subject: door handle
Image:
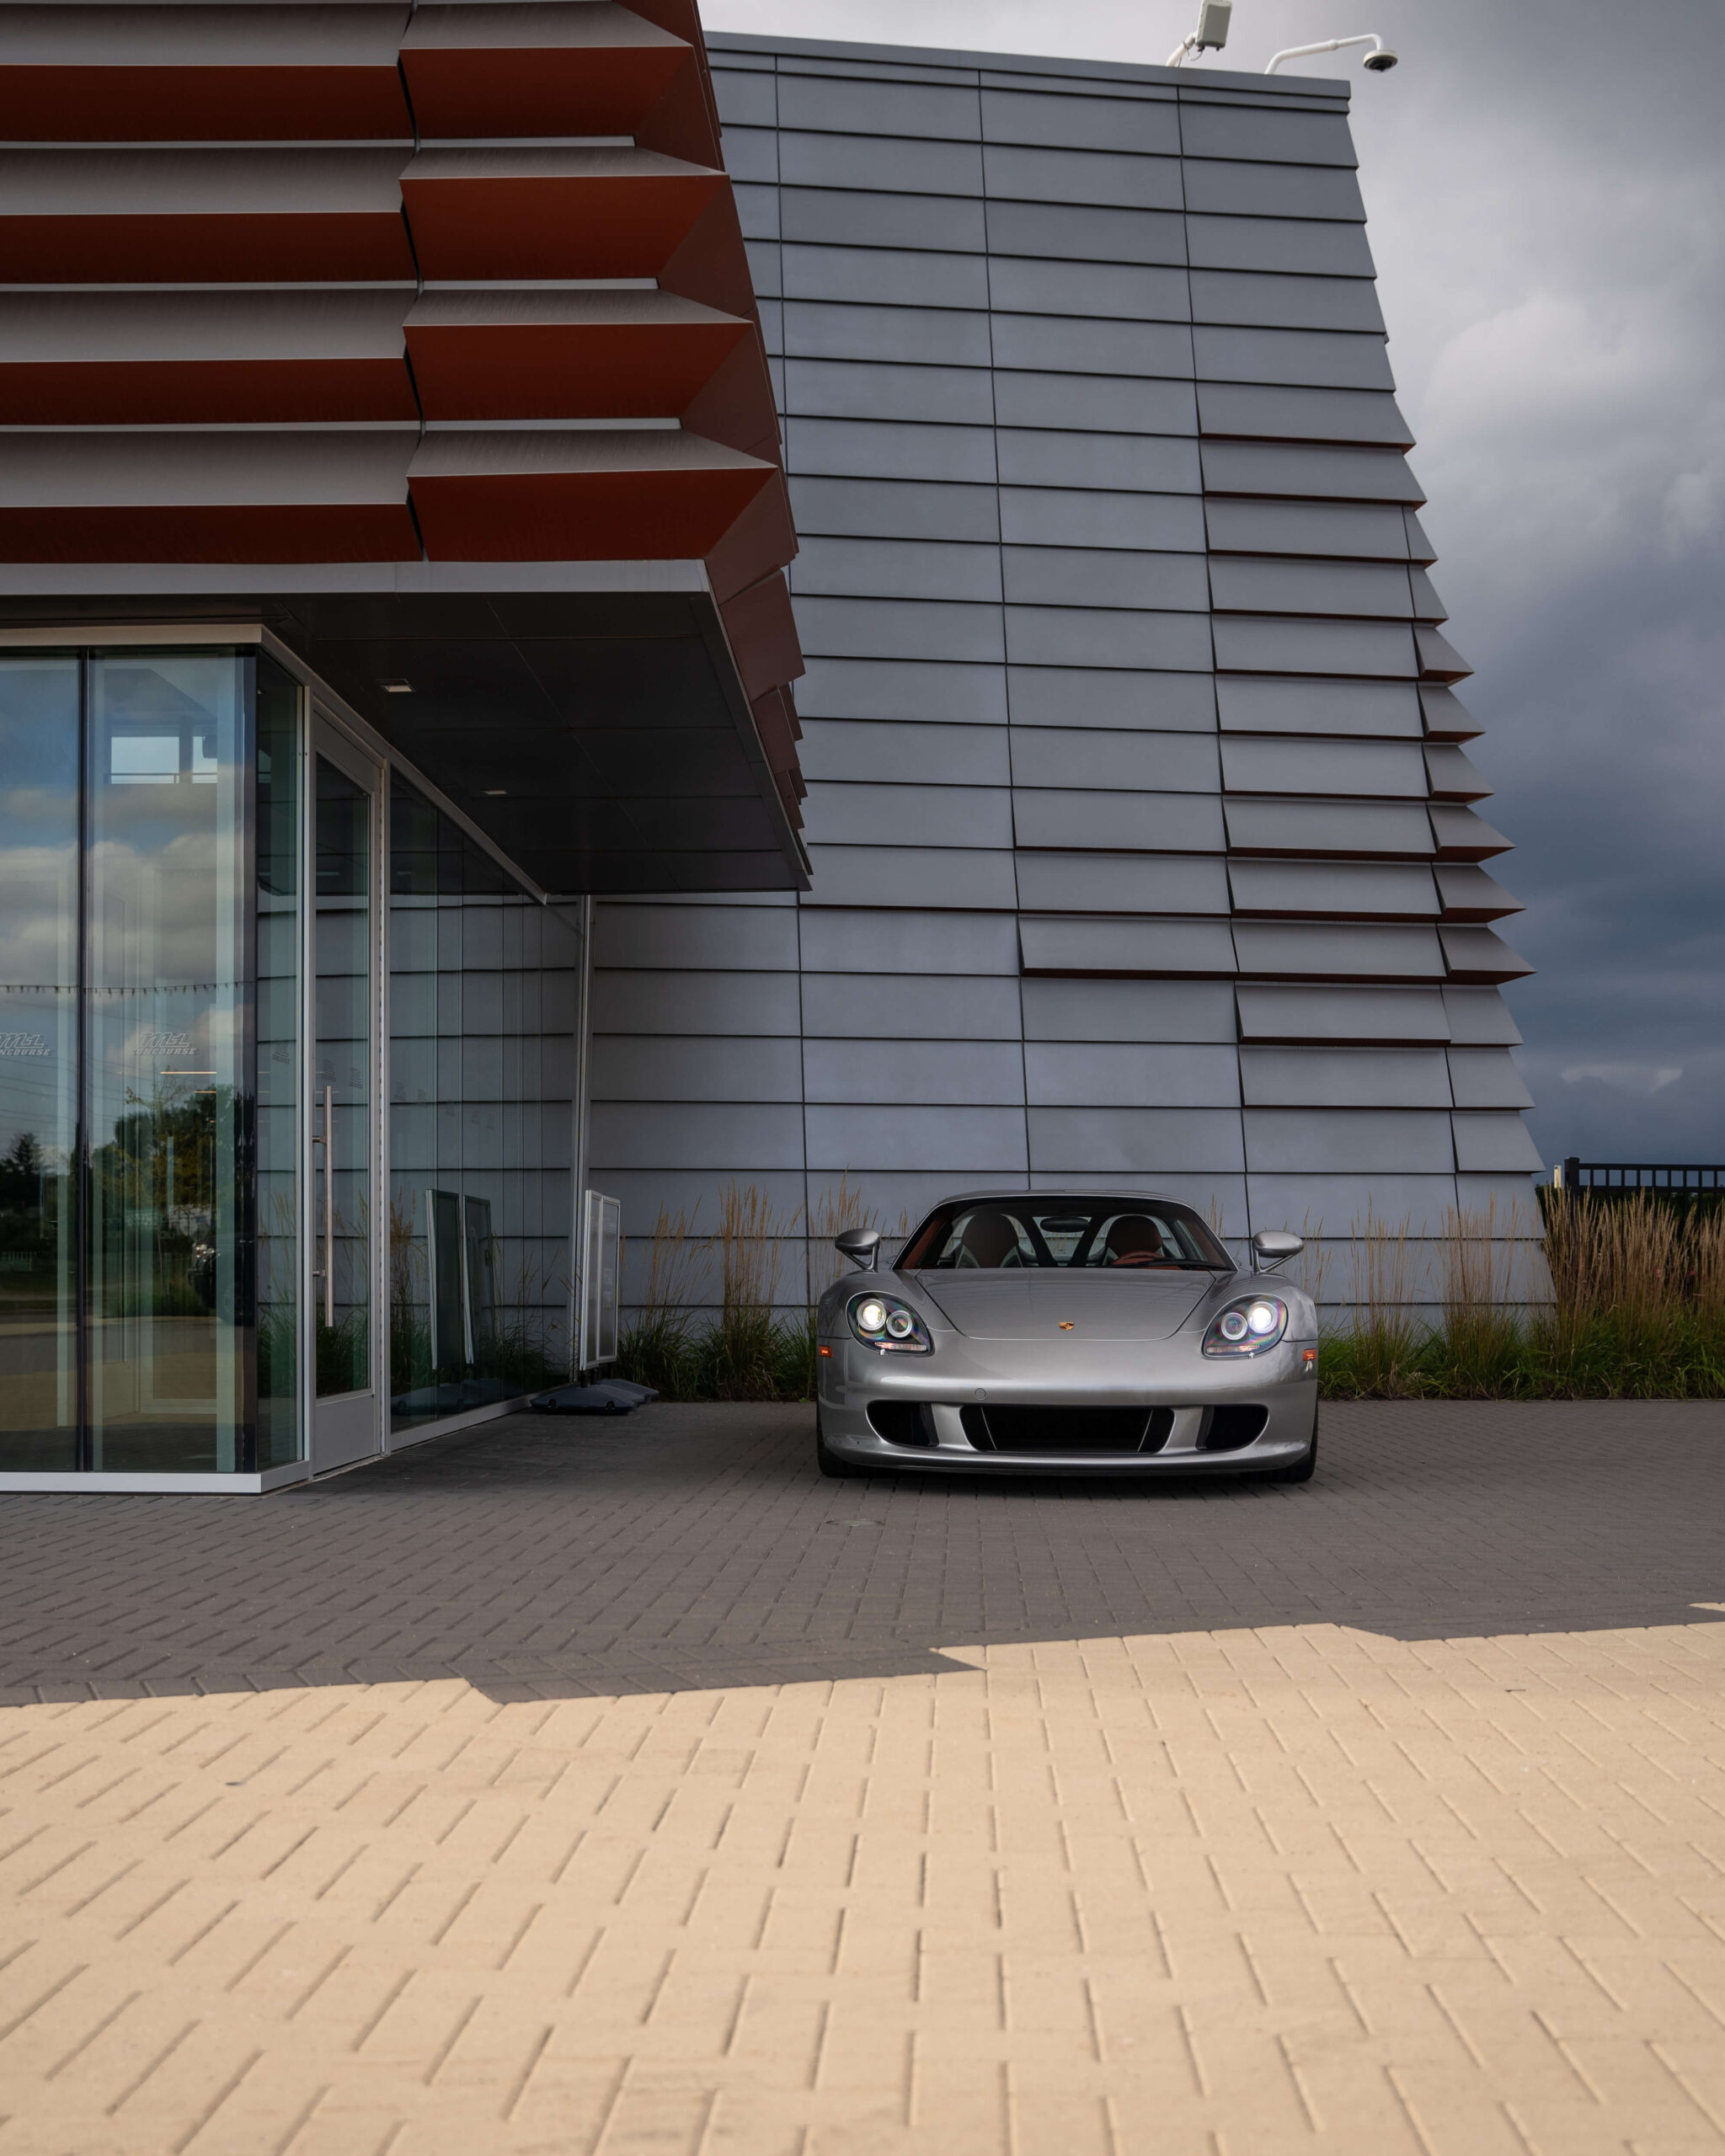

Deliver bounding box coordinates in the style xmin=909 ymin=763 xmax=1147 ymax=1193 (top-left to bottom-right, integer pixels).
xmin=311 ymin=1084 xmax=334 ymax=1328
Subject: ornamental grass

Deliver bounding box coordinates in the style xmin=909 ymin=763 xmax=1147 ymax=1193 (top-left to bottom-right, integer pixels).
xmin=1316 ymin=1193 xmax=1725 ymax=1401
xmin=616 ymin=1177 xmax=891 ymax=1403
xmin=617 ymin=1184 xmax=1725 ymax=1404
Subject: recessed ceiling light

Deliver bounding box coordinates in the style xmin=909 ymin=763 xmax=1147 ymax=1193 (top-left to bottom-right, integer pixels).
xmin=483 ymin=788 xmax=506 ymax=797
xmin=381 ymin=679 xmax=412 ymax=694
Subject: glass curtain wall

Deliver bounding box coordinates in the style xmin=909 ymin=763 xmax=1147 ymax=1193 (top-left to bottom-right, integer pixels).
xmin=0 ymin=646 xmax=583 ymax=1476
xmin=313 ymin=755 xmax=375 ymax=1401
xmin=388 ymin=777 xmax=582 ymax=1432
xmin=0 ymin=658 xmax=79 ymax=1470
xmin=86 ymin=652 xmax=250 ymax=1471
xmin=0 ymin=647 xmax=307 ymax=1476
xmin=255 ymin=666 xmax=302 ymax=1469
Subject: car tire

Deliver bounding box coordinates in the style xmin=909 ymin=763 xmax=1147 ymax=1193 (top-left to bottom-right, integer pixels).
xmin=1264 ymin=1405 xmax=1318 ymax=1485
xmin=815 ymin=1406 xmax=864 ymax=1479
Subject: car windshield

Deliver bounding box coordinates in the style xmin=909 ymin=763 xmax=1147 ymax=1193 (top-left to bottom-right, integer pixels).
xmin=899 ymin=1197 xmax=1231 ymax=1273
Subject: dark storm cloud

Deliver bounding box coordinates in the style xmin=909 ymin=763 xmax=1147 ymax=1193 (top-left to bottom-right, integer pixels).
xmin=710 ymin=0 xmax=1725 ymax=1163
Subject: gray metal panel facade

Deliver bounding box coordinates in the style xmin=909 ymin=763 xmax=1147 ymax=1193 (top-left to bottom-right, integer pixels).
xmin=592 ymin=35 xmax=1538 ymax=1303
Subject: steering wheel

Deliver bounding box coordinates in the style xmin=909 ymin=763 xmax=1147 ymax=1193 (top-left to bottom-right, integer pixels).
xmin=1108 ymin=1251 xmax=1170 ymax=1267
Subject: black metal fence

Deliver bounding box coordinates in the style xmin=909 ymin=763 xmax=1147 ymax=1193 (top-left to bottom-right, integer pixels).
xmin=1553 ymin=1160 xmax=1725 ymax=1195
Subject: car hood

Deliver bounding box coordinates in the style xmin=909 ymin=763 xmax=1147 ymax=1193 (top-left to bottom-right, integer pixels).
xmin=911 ymin=1271 xmax=1220 ymax=1342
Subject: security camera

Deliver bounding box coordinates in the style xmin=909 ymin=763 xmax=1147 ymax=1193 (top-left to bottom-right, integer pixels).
xmin=1266 ymin=32 xmax=1402 ymax=74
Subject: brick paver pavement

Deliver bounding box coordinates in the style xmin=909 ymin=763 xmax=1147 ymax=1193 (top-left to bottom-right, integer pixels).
xmin=1 ymin=1401 xmax=1723 ymax=2153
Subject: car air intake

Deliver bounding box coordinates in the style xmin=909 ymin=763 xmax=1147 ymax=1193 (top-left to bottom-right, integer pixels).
xmin=961 ymin=1405 xmax=1175 ymax=1454
xmin=867 ymin=1401 xmax=937 ymax=1448
xmin=1202 ymin=1404 xmax=1268 ymax=1451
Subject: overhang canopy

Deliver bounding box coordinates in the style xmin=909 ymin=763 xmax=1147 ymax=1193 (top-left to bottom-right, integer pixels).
xmin=290 ymin=581 xmax=804 ymax=895
xmin=0 ymin=572 xmax=804 ymax=895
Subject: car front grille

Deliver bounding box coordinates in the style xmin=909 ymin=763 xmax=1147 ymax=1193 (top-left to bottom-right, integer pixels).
xmin=961 ymin=1405 xmax=1175 ymax=1454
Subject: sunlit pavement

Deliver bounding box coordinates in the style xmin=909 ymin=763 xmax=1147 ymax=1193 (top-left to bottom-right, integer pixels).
xmin=2 ymin=1400 xmax=1724 ymax=2154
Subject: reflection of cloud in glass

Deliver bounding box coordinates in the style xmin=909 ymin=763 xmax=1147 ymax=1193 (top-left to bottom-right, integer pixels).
xmin=0 ymin=843 xmax=77 ymax=984
xmin=0 ymin=786 xmax=77 ymax=846
xmin=88 ymin=831 xmax=243 ymax=987
xmin=0 ymin=840 xmax=239 ymax=1002
xmin=0 ymin=769 xmax=75 ymax=1155
xmin=91 ymin=776 xmax=233 ymax=843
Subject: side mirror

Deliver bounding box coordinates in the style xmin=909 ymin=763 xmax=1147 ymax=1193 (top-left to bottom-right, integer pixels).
xmin=1252 ymin=1230 xmax=1304 ymax=1273
xmin=835 ymin=1228 xmax=882 ymax=1271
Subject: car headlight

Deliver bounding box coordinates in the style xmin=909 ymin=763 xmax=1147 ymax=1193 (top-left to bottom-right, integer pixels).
xmin=848 ymin=1291 xmax=932 ymax=1354
xmin=1202 ymin=1295 xmax=1289 ymax=1358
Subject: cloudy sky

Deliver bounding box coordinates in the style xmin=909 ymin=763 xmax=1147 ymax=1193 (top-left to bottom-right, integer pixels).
xmin=708 ymin=0 xmax=1725 ymax=1168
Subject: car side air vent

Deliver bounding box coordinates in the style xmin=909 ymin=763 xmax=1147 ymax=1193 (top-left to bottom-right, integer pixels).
xmin=959 ymin=1404 xmax=992 ymax=1449
xmin=1202 ymin=1405 xmax=1269 ymax=1451
xmin=867 ymin=1401 xmax=938 ymax=1448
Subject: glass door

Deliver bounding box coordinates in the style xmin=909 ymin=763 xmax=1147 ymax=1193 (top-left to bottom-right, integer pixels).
xmin=311 ymin=718 xmax=382 ymax=1471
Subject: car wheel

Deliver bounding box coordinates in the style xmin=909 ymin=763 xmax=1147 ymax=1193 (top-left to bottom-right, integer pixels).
xmin=1264 ymin=1405 xmax=1318 ymax=1485
xmin=815 ymin=1406 xmax=864 ymax=1479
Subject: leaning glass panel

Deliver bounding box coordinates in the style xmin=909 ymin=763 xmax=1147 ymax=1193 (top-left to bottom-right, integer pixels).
xmin=0 ymin=656 xmax=79 ymax=1470
xmin=255 ymin=659 xmax=302 ymax=1468
xmin=388 ymin=776 xmax=578 ymax=1432
xmin=86 ymin=652 xmax=249 ymax=1471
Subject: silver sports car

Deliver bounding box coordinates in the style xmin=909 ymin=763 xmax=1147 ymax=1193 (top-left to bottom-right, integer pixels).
xmin=814 ymin=1192 xmax=1319 ymax=1481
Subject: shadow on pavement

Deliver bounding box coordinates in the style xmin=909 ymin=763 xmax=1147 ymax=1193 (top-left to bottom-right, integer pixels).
xmin=3 ymin=1400 xmax=1722 ymax=1705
